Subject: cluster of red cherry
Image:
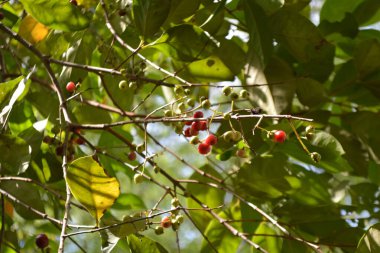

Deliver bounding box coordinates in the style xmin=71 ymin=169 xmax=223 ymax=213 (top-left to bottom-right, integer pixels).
xmin=182 ymin=111 xmax=218 ymax=155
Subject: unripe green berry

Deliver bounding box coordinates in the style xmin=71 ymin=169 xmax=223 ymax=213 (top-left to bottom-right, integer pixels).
xmin=154 ymin=226 xmax=164 ymax=235
xmin=190 ymin=136 xmax=200 ymax=145
xmin=164 ymin=110 xmax=173 ymax=117
xmin=153 ymin=165 xmax=161 ymax=173
xmin=186 ymin=98 xmax=195 ymax=107
xmin=232 ymin=131 xmax=242 ymax=142
xmin=201 ymin=99 xmax=211 ymax=109
xmin=184 ymin=88 xmax=191 ymax=95
xmin=119 ymin=80 xmax=128 ymax=90
xmin=171 ymin=220 xmax=180 ymax=231
xmin=129 ymin=81 xmax=137 ymax=89
xmin=175 ymin=214 xmax=184 ymax=224
xmin=223 ymin=113 xmax=231 ymax=120
xmin=310 ymin=152 xmax=321 ymax=163
xmin=230 ymin=92 xmax=239 ymax=100
xmin=120 ymin=68 xmax=127 ymax=75
xmin=222 ymin=86 xmax=232 ymax=96
xmin=178 ymin=102 xmax=186 ymax=112
xmin=133 ymin=174 xmax=144 ymax=184
xmin=174 ymin=85 xmax=184 ymax=96
xmin=239 ymin=89 xmax=249 ymax=98
xmin=136 ymin=144 xmax=145 ymax=153
xmin=139 ymin=62 xmax=147 ymax=70
xmin=223 ymin=131 xmax=235 ymax=142
xmin=171 ymin=197 xmax=180 ymax=207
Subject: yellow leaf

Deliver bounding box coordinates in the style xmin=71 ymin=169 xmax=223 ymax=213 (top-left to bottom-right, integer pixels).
xmin=18 ymin=15 xmax=49 ymax=44
xmin=67 ymin=156 xmax=120 ymax=224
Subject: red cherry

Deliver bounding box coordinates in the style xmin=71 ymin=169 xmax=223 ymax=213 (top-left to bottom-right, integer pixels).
xmin=199 ymin=121 xmax=207 ymax=131
xmin=193 ymin=111 xmax=204 ymax=118
xmin=273 ymin=130 xmax=286 ymax=143
xmin=205 ymin=134 xmax=217 ymax=146
xmin=66 ymin=81 xmax=76 ymax=93
xmin=184 ymin=128 xmax=192 ymax=137
xmin=198 ymin=142 xmax=211 ymax=155
xmin=128 ymin=151 xmax=136 ymax=161
xmin=161 ymin=216 xmax=172 ymax=228
xmin=189 ymin=127 xmax=199 ymax=136
xmin=191 ymin=121 xmax=201 ymax=132
xmin=35 ymin=233 xmax=49 ymax=249
xmin=185 ymin=121 xmax=192 ymax=126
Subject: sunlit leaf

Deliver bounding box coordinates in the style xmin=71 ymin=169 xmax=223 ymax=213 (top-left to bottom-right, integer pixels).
xmin=357 ymin=223 xmax=380 ymax=253
xmin=19 ymin=0 xmax=90 ymax=31
xmin=18 ymin=15 xmax=49 ymax=44
xmin=67 ymin=156 xmax=120 ymax=224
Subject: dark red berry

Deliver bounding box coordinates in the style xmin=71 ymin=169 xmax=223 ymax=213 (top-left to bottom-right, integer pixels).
xmin=184 ymin=128 xmax=192 ymax=137
xmin=199 ymin=121 xmax=207 ymax=131
xmin=55 ymin=146 xmax=64 ymax=156
xmin=193 ymin=111 xmax=203 ymax=118
xmin=273 ymin=130 xmax=286 ymax=143
xmin=70 ymin=0 xmax=78 ymax=5
xmin=185 ymin=121 xmax=192 ymax=126
xmin=66 ymin=81 xmax=76 ymax=93
xmin=74 ymin=137 xmax=85 ymax=145
xmin=189 ymin=127 xmax=199 ymax=136
xmin=0 ymin=12 xmax=4 ymax=21
xmin=198 ymin=142 xmax=211 ymax=155
xmin=35 ymin=233 xmax=49 ymax=249
xmin=205 ymin=134 xmax=217 ymax=146
xmin=191 ymin=121 xmax=201 ymax=132
xmin=128 ymin=151 xmax=136 ymax=161
xmin=161 ymin=216 xmax=172 ymax=228
xmin=118 ymin=9 xmax=127 ymax=16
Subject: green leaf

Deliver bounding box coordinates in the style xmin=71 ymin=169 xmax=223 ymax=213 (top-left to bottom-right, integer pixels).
xmin=132 ymin=0 xmax=171 ymax=39
xmin=295 ymin=77 xmax=328 ymax=107
xmin=357 ymin=223 xmax=380 ymax=253
xmin=185 ymin=55 xmax=234 ymax=82
xmin=19 ymin=0 xmax=90 ymax=31
xmin=216 ymin=39 xmax=246 ymax=75
xmin=252 ymin=222 xmax=282 ymax=253
xmin=0 ymin=76 xmax=23 ymax=110
xmin=165 ymin=0 xmax=201 ymax=24
xmin=201 ymin=203 xmax=241 ymax=253
xmin=151 ymin=24 xmax=215 ymax=62
xmin=18 ymin=119 xmax=48 ymax=159
xmin=127 ymin=234 xmax=168 ymax=253
xmin=320 ymin=0 xmax=364 ymax=22
xmin=67 ymin=156 xmax=120 ymax=224
xmin=270 ymin=9 xmax=335 ymax=81
xmin=310 ymin=131 xmax=345 ymax=160
xmin=0 ymin=181 xmax=44 ymax=220
xmin=236 ymin=155 xmax=293 ymax=199
xmin=243 ymin=0 xmax=273 ymax=67
xmin=104 ymin=214 xmax=147 ymax=238
xmin=0 ymin=134 xmax=31 ymax=175
xmin=72 ymin=102 xmax=112 ymax=124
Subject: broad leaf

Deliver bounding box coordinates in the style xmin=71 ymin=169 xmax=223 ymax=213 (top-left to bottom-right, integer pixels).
xmin=19 ymin=0 xmax=90 ymax=31
xmin=0 ymin=134 xmax=31 ymax=175
xmin=67 ymin=156 xmax=120 ymax=224
xmin=127 ymin=234 xmax=168 ymax=253
xmin=185 ymin=55 xmax=234 ymax=82
xmin=357 ymin=223 xmax=380 ymax=253
xmin=132 ymin=0 xmax=171 ymax=39
xmin=18 ymin=15 xmax=49 ymax=44
xmin=0 ymin=76 xmax=23 ymax=111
